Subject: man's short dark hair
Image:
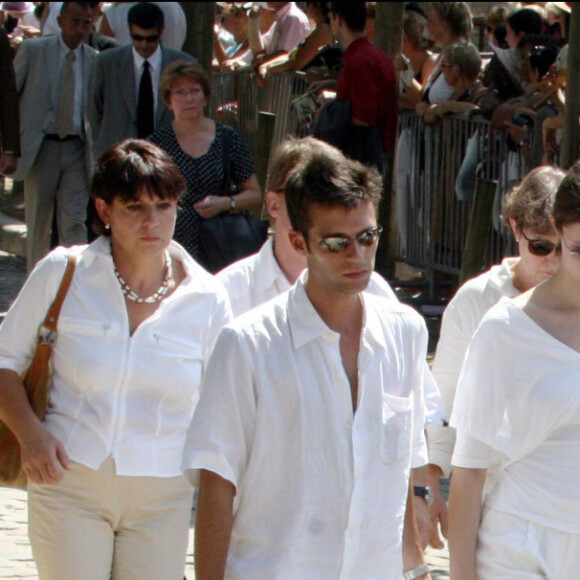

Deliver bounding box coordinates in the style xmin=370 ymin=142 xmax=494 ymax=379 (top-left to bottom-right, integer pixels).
xmin=128 ymin=2 xmax=165 ymax=31
xmin=60 ymin=2 xmax=93 ymax=16
xmin=285 ymin=145 xmax=383 ymax=241
xmin=329 ymin=1 xmax=367 ymax=33
xmin=507 ymin=8 xmax=542 ymax=36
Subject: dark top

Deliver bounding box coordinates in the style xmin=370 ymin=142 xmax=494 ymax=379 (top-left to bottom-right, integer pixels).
xmin=0 ymin=28 xmax=20 ymax=155
xmin=337 ymin=36 xmax=397 ymax=153
xmin=149 ymin=122 xmax=256 ymax=261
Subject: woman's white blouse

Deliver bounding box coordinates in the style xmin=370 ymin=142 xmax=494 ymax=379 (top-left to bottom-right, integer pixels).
xmin=451 ymin=298 xmax=580 ymax=533
xmin=0 ymin=237 xmax=232 ymax=477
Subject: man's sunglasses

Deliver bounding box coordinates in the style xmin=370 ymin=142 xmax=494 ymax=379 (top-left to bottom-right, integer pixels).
xmin=520 ymin=230 xmax=558 ymax=256
xmin=319 ymin=225 xmax=383 ymax=253
xmin=130 ymin=33 xmax=160 ymax=42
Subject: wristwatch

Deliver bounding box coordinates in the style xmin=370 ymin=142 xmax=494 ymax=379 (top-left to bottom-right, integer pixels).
xmin=403 ymin=564 xmax=430 ymax=580
xmin=229 ymin=196 xmax=236 ymax=211
xmin=413 ymin=485 xmax=433 ymax=506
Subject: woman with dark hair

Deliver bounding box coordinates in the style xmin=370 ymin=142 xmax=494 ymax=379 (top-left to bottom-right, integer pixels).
xmin=0 ymin=139 xmax=231 ymax=579
xmin=449 ymin=161 xmax=580 ymax=580
xmin=149 ymin=60 xmax=261 ymax=270
xmin=258 ymin=1 xmax=335 ymax=82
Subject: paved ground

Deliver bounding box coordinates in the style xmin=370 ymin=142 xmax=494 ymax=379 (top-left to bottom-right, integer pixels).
xmin=0 ymin=181 xmax=449 ymax=579
xmin=0 ymin=484 xmax=448 ymax=580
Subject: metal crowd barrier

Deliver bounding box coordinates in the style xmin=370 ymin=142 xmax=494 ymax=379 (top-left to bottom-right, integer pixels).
xmin=396 ymin=111 xmax=526 ymax=283
xmin=208 ymin=70 xmax=309 ymax=162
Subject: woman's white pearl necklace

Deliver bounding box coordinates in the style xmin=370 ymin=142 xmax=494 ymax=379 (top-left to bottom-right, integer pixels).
xmin=113 ymin=249 xmax=173 ymax=304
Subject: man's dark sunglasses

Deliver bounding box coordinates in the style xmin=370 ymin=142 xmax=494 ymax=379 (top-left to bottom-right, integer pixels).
xmin=131 ymin=33 xmax=160 ymax=42
xmin=520 ymin=230 xmax=558 ymax=257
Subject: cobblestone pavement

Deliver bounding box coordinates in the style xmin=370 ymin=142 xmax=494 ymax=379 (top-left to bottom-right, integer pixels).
xmin=0 ymin=251 xmax=26 ymax=320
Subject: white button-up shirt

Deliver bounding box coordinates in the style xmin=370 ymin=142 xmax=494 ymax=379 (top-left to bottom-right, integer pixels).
xmin=0 ymin=237 xmax=231 ymax=477
xmin=265 ymin=2 xmax=311 ymax=54
xmin=184 ymin=272 xmax=428 ymax=580
xmin=218 ymin=239 xmax=445 ymax=427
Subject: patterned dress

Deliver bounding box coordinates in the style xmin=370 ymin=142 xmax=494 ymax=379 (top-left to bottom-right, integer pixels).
xmin=149 ymin=122 xmax=256 ymax=262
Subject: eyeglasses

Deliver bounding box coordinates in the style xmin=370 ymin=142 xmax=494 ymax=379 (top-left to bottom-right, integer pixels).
xmin=172 ymin=88 xmax=203 ymax=99
xmin=520 ymin=229 xmax=558 ymax=256
xmin=560 ymin=232 xmax=580 ymax=259
xmin=319 ymin=225 xmax=383 ymax=253
xmin=131 ymin=33 xmax=160 ymax=42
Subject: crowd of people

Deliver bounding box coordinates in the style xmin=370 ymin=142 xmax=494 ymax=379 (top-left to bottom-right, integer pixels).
xmin=0 ymin=2 xmax=580 ymax=580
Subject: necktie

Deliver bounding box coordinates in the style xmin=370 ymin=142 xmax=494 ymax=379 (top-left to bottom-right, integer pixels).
xmin=137 ymin=60 xmax=155 ymax=138
xmin=55 ymin=51 xmax=76 ymax=139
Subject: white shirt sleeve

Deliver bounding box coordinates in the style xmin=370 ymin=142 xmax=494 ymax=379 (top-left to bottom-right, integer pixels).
xmin=452 ymin=431 xmax=494 ymax=469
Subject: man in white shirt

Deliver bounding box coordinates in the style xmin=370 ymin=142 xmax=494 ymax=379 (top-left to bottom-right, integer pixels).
xmin=88 ymin=2 xmax=195 ymax=160
xmin=13 ymin=2 xmax=97 ymax=270
xmin=185 ymin=148 xmax=432 ymax=580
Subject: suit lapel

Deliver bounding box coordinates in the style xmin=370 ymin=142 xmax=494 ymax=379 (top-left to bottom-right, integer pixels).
xmin=46 ymin=36 xmax=60 ymax=106
xmin=120 ymin=47 xmax=136 ymax=122
xmin=156 ymin=47 xmax=168 ymax=124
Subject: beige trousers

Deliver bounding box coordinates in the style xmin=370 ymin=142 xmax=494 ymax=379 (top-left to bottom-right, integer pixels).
xmin=28 ymin=458 xmax=193 ymax=580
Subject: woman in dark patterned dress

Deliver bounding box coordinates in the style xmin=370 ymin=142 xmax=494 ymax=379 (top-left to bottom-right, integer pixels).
xmin=149 ymin=61 xmax=261 ymax=266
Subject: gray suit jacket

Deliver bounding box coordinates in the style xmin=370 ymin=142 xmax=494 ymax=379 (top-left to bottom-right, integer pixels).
xmin=89 ymin=45 xmax=196 ymax=160
xmin=13 ymin=35 xmax=97 ymax=181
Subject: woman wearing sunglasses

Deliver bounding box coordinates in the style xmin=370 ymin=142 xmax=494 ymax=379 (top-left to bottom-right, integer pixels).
xmin=425 ymin=165 xmax=564 ymax=548
xmin=449 ymin=162 xmax=580 ymax=580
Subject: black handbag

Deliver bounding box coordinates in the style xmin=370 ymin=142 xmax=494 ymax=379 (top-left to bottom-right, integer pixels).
xmin=198 ymin=126 xmax=268 ymax=273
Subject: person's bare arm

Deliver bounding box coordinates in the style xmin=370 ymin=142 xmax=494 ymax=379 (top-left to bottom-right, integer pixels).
xmin=99 ymin=12 xmax=114 ymax=39
xmin=0 ymin=369 xmax=70 ymax=484
xmin=195 ymin=469 xmax=236 ymax=580
xmin=448 ymin=467 xmax=486 ymax=580
xmin=403 ymin=478 xmax=432 ymax=580
xmin=194 ymin=174 xmax=261 ymax=219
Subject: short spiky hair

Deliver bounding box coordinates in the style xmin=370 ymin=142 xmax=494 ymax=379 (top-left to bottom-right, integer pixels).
xmin=285 ymin=144 xmax=382 ymax=239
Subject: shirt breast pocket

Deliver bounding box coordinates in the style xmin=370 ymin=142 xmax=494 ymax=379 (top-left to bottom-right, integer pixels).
xmin=380 ymin=393 xmax=412 ymax=463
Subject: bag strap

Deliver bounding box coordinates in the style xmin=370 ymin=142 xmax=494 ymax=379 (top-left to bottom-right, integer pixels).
xmin=25 ymin=250 xmax=77 ymax=413
xmin=37 ymin=251 xmax=77 ymax=345
xmin=222 ymin=124 xmax=232 ymax=197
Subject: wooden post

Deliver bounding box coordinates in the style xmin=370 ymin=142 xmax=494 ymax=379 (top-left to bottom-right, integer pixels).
xmin=255 ymin=112 xmax=276 ymax=218
xmin=180 ymin=2 xmax=214 ymax=72
xmin=560 ymin=3 xmax=580 ymax=169
xmin=373 ymin=3 xmax=404 ymax=279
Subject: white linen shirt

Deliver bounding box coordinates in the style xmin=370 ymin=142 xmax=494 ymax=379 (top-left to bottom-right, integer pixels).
xmin=218 ymin=239 xmax=445 ymax=427
xmin=0 ymin=237 xmax=232 ymax=477
xmin=428 ymin=258 xmax=519 ymax=476
xmin=184 ymin=272 xmax=428 ymax=580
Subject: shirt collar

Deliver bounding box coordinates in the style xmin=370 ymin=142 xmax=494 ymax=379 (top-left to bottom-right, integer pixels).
xmin=253 ymin=236 xmax=294 ymax=293
xmin=132 ymin=44 xmax=163 ymax=70
xmin=82 ymin=236 xmax=212 ymax=292
xmin=58 ymin=34 xmax=83 ymax=57
xmin=287 ymin=271 xmax=334 ymax=350
xmin=287 ymin=271 xmax=390 ymax=352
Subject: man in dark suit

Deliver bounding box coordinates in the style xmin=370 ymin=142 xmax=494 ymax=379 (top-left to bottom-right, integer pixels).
xmin=13 ymin=2 xmax=97 ymax=270
xmin=89 ymin=2 xmax=196 ymax=160
xmin=0 ymin=27 xmax=20 ymax=177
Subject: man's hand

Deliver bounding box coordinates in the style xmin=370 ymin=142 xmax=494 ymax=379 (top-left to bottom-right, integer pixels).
xmin=413 ymin=495 xmax=433 ymax=550
xmin=0 ymin=153 xmax=18 ymax=176
xmin=426 ymin=464 xmax=448 ymax=549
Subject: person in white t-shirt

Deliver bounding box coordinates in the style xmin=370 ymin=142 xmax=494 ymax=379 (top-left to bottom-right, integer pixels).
xmin=426 ymin=166 xmax=564 ymax=548
xmin=185 ymin=148 xmax=432 ymax=580
xmin=449 ymin=161 xmax=580 ymax=580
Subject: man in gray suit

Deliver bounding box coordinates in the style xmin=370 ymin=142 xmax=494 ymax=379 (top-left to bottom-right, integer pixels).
xmin=13 ymin=2 xmax=97 ymax=270
xmin=89 ymin=2 xmax=196 ymax=160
